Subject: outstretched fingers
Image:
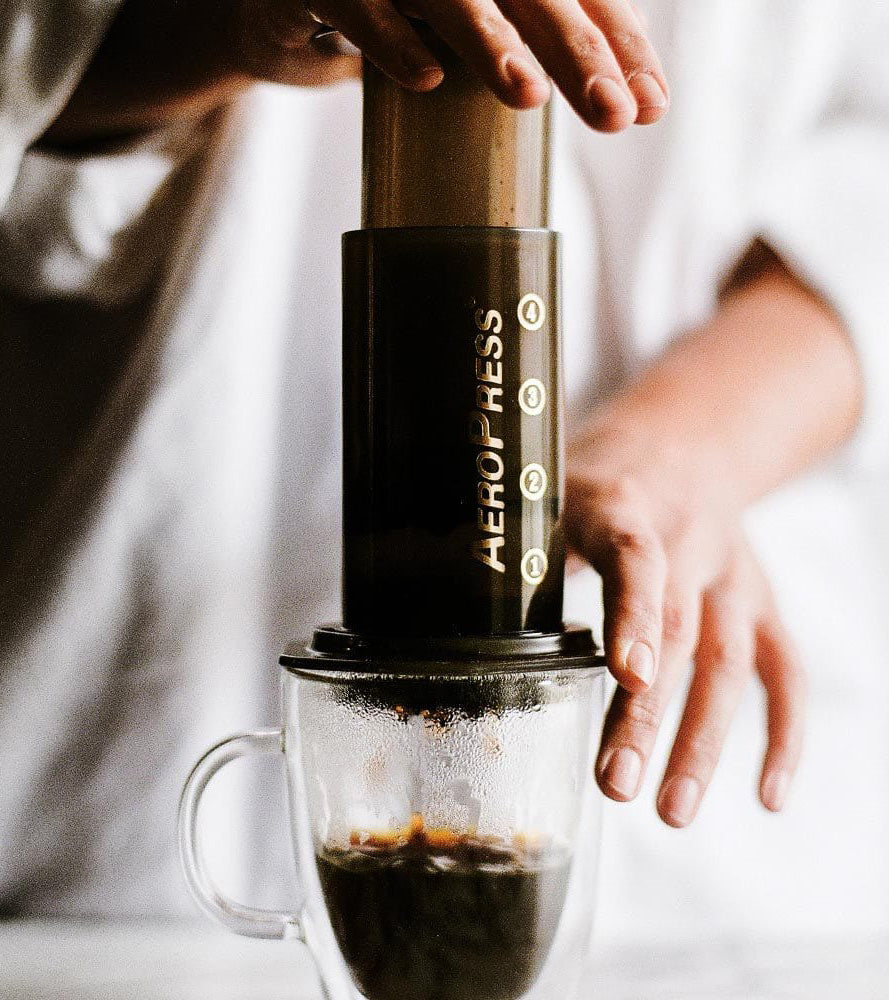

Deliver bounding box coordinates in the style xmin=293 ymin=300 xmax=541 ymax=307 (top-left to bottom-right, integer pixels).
xmin=657 ymin=586 xmax=754 ymax=827
xmin=595 ymin=584 xmax=700 ymax=803
xmin=600 ymin=527 xmax=666 ymax=693
xmin=756 ymin=616 xmax=806 ymax=811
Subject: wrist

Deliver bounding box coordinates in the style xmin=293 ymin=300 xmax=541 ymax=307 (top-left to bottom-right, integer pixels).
xmin=568 ymin=249 xmax=860 ymax=522
xmin=567 ymin=405 xmax=741 ymax=529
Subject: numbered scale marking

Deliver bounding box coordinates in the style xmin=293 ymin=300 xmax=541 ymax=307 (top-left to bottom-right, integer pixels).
xmin=520 ymin=548 xmax=549 ymax=587
xmin=518 ymin=378 xmax=546 ymax=416
xmin=519 ymin=464 xmax=548 ymax=502
xmin=517 ymin=293 xmax=546 ymax=332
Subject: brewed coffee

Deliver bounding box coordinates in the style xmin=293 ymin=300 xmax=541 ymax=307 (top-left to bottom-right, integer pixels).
xmin=316 ymin=818 xmax=571 ymax=1000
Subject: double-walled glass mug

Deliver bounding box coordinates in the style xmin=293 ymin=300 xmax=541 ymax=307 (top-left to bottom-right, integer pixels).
xmin=178 ymin=628 xmax=606 ymax=1000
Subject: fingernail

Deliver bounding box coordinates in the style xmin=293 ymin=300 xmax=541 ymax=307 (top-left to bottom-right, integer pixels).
xmin=404 ymin=57 xmax=443 ymax=87
xmin=587 ymin=77 xmax=635 ymax=122
xmin=629 ymin=72 xmax=668 ymax=110
xmin=502 ymin=55 xmax=547 ymax=94
xmin=761 ymin=770 xmax=790 ymax=812
xmin=600 ymin=746 xmax=643 ymax=799
xmin=625 ymin=641 xmax=655 ymax=686
xmin=658 ymin=776 xmax=701 ymax=827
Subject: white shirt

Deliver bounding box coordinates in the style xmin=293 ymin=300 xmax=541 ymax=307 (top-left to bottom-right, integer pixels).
xmin=1 ymin=0 xmax=888 ymax=945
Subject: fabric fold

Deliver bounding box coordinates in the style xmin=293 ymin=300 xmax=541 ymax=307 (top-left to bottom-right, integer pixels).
xmin=0 ymin=0 xmax=123 ymax=207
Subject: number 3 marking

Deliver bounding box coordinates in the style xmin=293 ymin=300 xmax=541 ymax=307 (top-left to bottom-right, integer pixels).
xmin=519 ymin=378 xmax=546 ymax=416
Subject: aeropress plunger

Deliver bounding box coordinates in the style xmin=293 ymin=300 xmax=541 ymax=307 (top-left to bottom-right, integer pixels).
xmin=287 ymin=37 xmax=602 ymax=686
xmin=179 ymin=39 xmax=607 ymax=1000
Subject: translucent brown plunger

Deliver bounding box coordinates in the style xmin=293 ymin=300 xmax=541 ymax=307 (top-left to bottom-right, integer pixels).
xmin=361 ymin=42 xmax=550 ymax=229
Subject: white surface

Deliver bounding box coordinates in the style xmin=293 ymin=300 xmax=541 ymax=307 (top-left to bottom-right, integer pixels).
xmin=0 ymin=921 xmax=886 ymax=1000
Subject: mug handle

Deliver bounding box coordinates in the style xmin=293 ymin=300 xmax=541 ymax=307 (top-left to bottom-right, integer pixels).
xmin=177 ymin=729 xmax=302 ymax=940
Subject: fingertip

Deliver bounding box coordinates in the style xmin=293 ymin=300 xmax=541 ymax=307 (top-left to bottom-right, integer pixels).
xmin=507 ymin=79 xmax=552 ymax=110
xmin=628 ymin=71 xmax=669 ymax=125
xmin=565 ymin=551 xmax=587 ymax=576
xmin=500 ymin=55 xmax=551 ymax=109
xmin=595 ymin=745 xmax=643 ymax=802
xmin=585 ymin=77 xmax=637 ymax=132
xmin=606 ymin=657 xmax=647 ymax=694
xmin=760 ymin=769 xmax=790 ymax=812
xmin=403 ymin=63 xmax=445 ymax=91
xmin=657 ymin=808 xmax=690 ymax=830
xmin=588 ymin=107 xmax=638 ymax=133
xmin=597 ymin=778 xmax=638 ymax=804
xmin=634 ymin=105 xmax=668 ymax=126
xmin=657 ymin=775 xmax=701 ymax=828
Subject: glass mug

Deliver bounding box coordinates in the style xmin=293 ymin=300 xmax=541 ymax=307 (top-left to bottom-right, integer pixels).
xmin=178 ymin=655 xmax=606 ymax=1000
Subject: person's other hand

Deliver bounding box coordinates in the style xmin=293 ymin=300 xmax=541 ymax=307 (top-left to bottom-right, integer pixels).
xmin=565 ymin=422 xmax=805 ymax=827
xmin=245 ymin=0 xmax=669 ymax=131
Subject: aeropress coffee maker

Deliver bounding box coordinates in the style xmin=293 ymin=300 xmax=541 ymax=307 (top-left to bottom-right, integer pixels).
xmin=179 ymin=41 xmax=607 ymax=1000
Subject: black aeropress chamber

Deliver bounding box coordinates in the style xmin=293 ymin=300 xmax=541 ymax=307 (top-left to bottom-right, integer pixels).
xmin=281 ymin=43 xmax=604 ymax=701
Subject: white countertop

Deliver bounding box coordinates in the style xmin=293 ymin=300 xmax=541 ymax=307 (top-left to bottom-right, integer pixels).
xmin=0 ymin=921 xmax=885 ymax=1000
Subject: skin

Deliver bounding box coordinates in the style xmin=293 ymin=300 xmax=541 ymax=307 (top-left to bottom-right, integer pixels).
xmin=567 ymin=244 xmax=860 ymax=825
xmin=42 ymin=0 xmax=668 ymax=144
xmin=39 ymin=5 xmax=861 ymax=825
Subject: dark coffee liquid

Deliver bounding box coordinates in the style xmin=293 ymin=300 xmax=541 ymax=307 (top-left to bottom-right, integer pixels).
xmin=316 ymin=826 xmax=571 ymax=1000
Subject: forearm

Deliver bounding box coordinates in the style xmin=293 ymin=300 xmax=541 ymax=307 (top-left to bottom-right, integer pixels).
xmin=38 ymin=0 xmax=238 ymax=145
xmin=566 ymin=249 xmax=820 ymax=821
xmin=39 ymin=0 xmax=352 ymax=147
xmin=571 ymin=248 xmax=863 ymax=516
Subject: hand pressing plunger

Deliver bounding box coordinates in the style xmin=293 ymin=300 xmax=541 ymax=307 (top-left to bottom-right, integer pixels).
xmin=42 ymin=0 xmax=668 ymax=143
xmin=295 ymin=0 xmax=669 ymax=130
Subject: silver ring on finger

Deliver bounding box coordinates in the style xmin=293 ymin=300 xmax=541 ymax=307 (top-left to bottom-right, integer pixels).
xmin=304 ymin=2 xmax=337 ymax=40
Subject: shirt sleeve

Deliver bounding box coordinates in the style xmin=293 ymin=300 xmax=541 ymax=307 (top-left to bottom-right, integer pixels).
xmin=0 ymin=0 xmax=123 ymax=208
xmin=0 ymin=111 xmax=223 ymax=305
xmin=752 ymin=7 xmax=889 ymax=475
xmin=0 ymin=0 xmax=231 ymax=307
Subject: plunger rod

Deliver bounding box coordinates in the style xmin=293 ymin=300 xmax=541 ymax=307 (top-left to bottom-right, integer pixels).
xmin=361 ymin=42 xmax=550 ymax=229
